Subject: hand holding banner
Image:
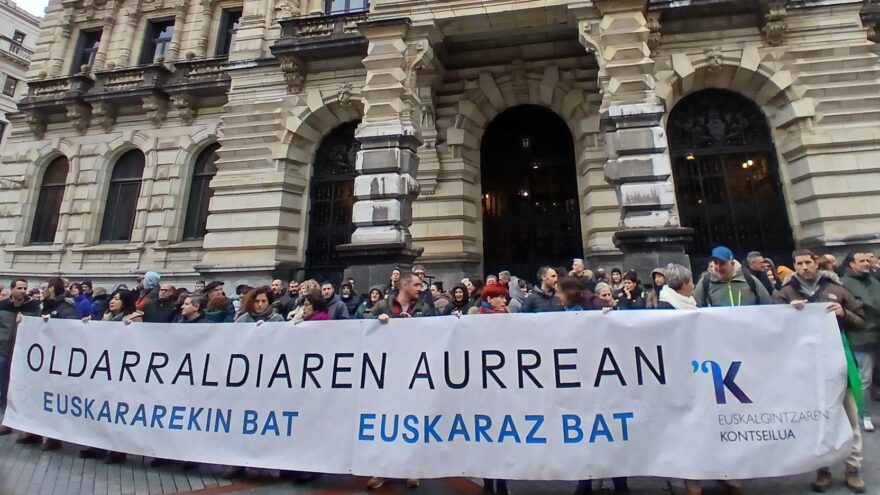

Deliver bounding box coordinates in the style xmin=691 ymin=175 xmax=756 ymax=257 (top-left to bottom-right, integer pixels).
xmin=3 ymin=305 xmax=852 ymax=480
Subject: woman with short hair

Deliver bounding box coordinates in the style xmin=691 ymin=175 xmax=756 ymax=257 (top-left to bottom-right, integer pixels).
xmin=235 ymin=287 xmax=284 ymax=324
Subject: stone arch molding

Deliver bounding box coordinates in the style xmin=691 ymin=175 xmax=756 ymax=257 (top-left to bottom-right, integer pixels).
xmin=446 ymin=67 xmax=599 ymax=161
xmin=284 ymin=86 xmax=366 ymax=168
xmin=655 ymin=46 xmax=816 ymax=130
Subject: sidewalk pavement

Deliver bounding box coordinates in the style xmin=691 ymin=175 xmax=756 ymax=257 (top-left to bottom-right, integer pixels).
xmin=0 ymin=422 xmax=876 ymax=494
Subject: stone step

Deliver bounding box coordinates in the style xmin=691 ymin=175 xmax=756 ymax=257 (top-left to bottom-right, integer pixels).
xmin=802 ymin=80 xmax=880 ymax=98
xmin=813 ymin=94 xmax=880 ymax=112
xmin=796 ymin=66 xmax=880 ymax=85
xmin=789 ymin=53 xmax=878 ymax=72
xmin=221 ymin=110 xmax=283 ymax=127
xmin=783 ymin=43 xmax=874 ymax=60
xmin=815 ymin=107 xmax=880 ymax=126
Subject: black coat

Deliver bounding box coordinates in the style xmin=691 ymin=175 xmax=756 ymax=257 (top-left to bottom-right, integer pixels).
xmin=521 ymin=288 xmax=562 ymax=313
xmin=143 ymin=297 xmax=179 ymax=323
xmin=0 ymin=297 xmax=41 ymax=356
xmin=43 ymin=296 xmax=79 ymax=319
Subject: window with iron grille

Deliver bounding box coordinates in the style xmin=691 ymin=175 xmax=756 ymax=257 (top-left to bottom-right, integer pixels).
xmin=100 ymin=150 xmax=145 ymax=243
xmin=183 ymin=144 xmax=219 ymax=240
xmin=30 ymin=157 xmax=70 ymax=244
xmin=304 ymin=121 xmax=359 ymax=283
xmin=667 ymin=88 xmax=794 ymax=270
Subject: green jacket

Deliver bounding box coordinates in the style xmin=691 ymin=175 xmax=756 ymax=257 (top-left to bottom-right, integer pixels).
xmin=842 ymin=270 xmax=880 ymax=351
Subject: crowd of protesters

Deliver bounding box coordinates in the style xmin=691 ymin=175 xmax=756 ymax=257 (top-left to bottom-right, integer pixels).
xmin=0 ymin=246 xmax=879 ymax=494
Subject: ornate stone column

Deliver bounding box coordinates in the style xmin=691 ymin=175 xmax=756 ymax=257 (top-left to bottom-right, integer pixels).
xmin=91 ymin=14 xmax=116 ymax=71
xmin=49 ymin=10 xmax=74 ymax=75
xmin=116 ymin=7 xmax=141 ymax=67
xmin=196 ymin=0 xmax=217 ymax=57
xmin=164 ymin=1 xmax=189 ymax=62
xmin=337 ymin=18 xmax=424 ymax=286
xmin=580 ymin=0 xmax=692 ymax=273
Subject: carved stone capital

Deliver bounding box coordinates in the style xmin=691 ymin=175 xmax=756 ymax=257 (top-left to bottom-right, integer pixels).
xmin=25 ymin=111 xmax=47 ymax=139
xmin=172 ymin=94 xmax=198 ymax=124
xmin=761 ymin=0 xmax=788 ymax=47
xmin=66 ymin=103 xmax=92 ymax=134
xmin=142 ymin=95 xmax=169 ymax=127
xmin=278 ymin=55 xmax=305 ymax=94
xmin=92 ymin=101 xmax=117 ymax=132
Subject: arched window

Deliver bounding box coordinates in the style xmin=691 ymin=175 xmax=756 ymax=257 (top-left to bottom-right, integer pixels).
xmin=183 ymin=144 xmax=219 ymax=240
xmin=304 ymin=121 xmax=359 ymax=283
xmin=30 ymin=156 xmax=69 ymax=244
xmin=667 ymin=89 xmax=794 ymax=270
xmin=100 ymin=149 xmax=145 ymax=243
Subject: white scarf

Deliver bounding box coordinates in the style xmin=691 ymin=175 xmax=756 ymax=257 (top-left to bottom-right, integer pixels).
xmin=659 ymin=285 xmax=698 ymax=310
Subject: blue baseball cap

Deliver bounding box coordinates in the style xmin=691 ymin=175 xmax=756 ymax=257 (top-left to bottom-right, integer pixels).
xmin=710 ymin=246 xmax=735 ymax=261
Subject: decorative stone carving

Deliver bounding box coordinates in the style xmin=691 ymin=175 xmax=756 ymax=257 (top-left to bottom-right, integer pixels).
xmin=172 ymin=94 xmax=198 ymax=124
xmin=142 ymin=95 xmax=169 ymax=127
xmin=705 ymin=47 xmax=723 ymax=72
xmin=646 ymin=13 xmax=662 ymax=56
xmin=510 ymin=60 xmax=529 ymax=101
xmin=66 ymin=103 xmax=91 ymax=134
xmin=24 ymin=111 xmax=47 ymax=139
xmin=337 ymin=83 xmax=353 ymax=107
xmin=762 ymin=0 xmax=788 ymax=47
xmin=0 ymin=176 xmax=27 ymax=190
xmin=91 ymin=101 xmax=116 ymax=131
xmin=278 ymin=55 xmax=305 ymax=94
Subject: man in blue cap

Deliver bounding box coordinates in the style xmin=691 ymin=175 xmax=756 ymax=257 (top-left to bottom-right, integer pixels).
xmin=694 ymin=246 xmax=773 ymax=307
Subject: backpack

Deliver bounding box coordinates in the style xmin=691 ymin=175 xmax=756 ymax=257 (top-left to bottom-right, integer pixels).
xmin=698 ymin=273 xmax=762 ymax=306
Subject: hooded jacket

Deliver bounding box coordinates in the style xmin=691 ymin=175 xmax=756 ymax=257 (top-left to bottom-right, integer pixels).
xmin=325 ymin=293 xmax=350 ymax=320
xmin=442 ymin=283 xmax=471 ymax=315
xmin=841 ymin=268 xmax=880 ymax=350
xmin=90 ymin=294 xmax=110 ymax=320
xmin=74 ymin=294 xmax=92 ymax=319
xmin=355 ymin=286 xmax=385 ymax=319
xmin=774 ymin=271 xmax=865 ymax=334
xmin=521 ymin=287 xmax=562 ymax=313
xmin=340 ymin=285 xmax=362 ymax=316
xmin=694 ymin=266 xmax=773 ymax=307
xmin=506 ymin=278 xmax=528 ymax=314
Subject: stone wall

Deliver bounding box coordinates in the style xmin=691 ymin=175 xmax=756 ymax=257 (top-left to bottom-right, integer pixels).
xmin=1 ymin=0 xmax=879 ymax=290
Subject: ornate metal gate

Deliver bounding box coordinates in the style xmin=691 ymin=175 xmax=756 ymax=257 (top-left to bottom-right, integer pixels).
xmin=668 ymin=89 xmax=795 ymax=271
xmin=481 ymin=105 xmax=583 ymax=279
xmin=304 ymin=121 xmax=360 ymax=284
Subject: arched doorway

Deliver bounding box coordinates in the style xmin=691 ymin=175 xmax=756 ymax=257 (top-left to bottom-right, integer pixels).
xmin=667 ymin=89 xmax=795 ymax=271
xmin=481 ymin=105 xmax=583 ymax=278
xmin=304 ymin=121 xmax=360 ymax=284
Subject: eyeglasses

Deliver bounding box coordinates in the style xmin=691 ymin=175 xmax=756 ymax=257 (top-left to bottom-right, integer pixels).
xmin=414 ymin=272 xmax=426 ymax=277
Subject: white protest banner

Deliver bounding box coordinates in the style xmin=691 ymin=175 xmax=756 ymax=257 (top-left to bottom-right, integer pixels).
xmin=4 ymin=305 xmax=852 ymax=480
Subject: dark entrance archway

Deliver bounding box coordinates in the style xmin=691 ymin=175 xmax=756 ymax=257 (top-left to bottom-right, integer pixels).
xmin=304 ymin=121 xmax=360 ymax=284
xmin=481 ymin=105 xmax=583 ymax=279
xmin=667 ymin=89 xmax=795 ymax=271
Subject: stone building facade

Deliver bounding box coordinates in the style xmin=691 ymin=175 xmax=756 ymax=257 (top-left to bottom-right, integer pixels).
xmin=1 ymin=0 xmax=880 ymax=289
xmin=0 ymin=0 xmax=40 ymax=153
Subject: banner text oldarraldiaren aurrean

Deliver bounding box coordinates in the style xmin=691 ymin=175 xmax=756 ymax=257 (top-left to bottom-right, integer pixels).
xmin=24 ymin=344 xmax=667 ymax=390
